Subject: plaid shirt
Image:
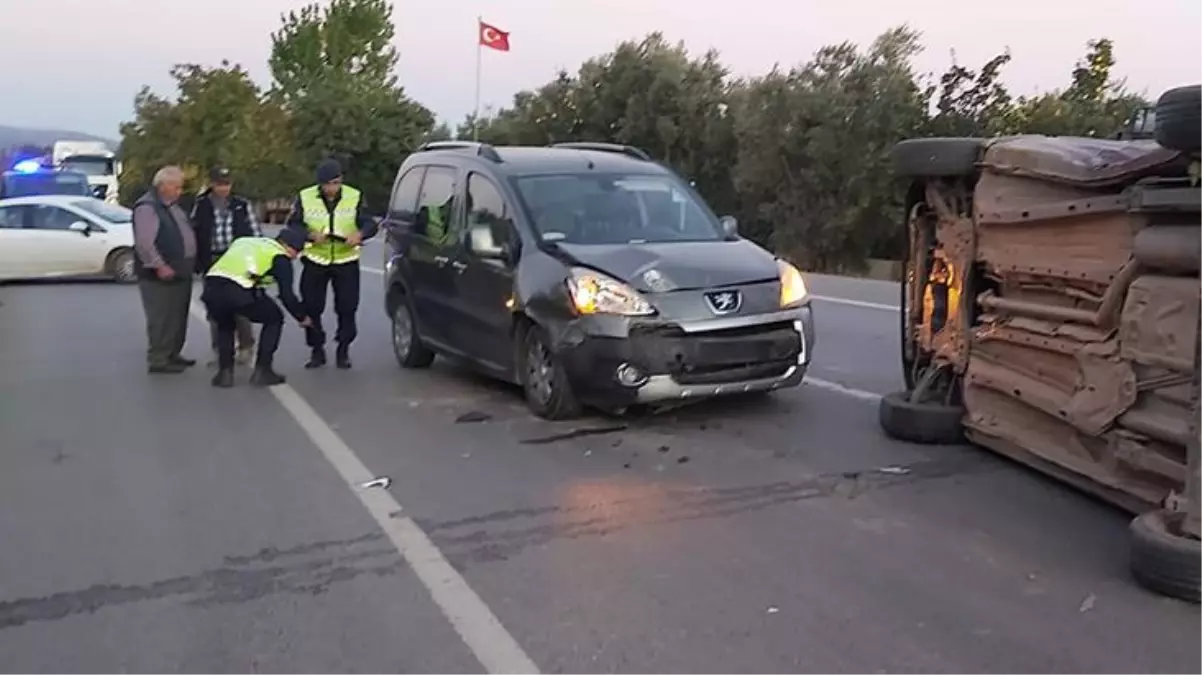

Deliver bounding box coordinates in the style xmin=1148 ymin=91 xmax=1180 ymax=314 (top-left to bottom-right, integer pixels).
xmin=209 ymin=196 xmax=262 ymax=253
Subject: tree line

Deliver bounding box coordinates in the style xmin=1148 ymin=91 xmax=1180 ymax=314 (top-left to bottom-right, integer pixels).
xmin=111 ymin=0 xmax=1148 ymax=272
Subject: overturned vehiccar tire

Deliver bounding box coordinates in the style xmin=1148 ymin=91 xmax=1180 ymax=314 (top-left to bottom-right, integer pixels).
xmin=878 ymin=391 xmax=966 ymax=445
xmin=891 ymin=138 xmax=985 ymax=178
xmin=1129 ymin=509 xmax=1201 ymax=603
xmin=1154 ymin=85 xmax=1201 ymax=154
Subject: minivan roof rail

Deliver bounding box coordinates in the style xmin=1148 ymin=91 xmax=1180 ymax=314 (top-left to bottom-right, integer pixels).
xmin=416 ymin=141 xmax=502 ymax=163
xmin=550 ymin=142 xmax=651 ymax=162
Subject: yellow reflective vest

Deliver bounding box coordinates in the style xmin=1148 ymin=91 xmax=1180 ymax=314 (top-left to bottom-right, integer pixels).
xmin=299 ymin=185 xmax=362 ymax=265
xmin=205 ymin=237 xmax=285 ymax=289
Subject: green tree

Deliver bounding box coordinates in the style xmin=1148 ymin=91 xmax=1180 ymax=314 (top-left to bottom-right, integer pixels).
xmin=1002 ymin=38 xmax=1147 ymax=137
xmin=268 ymin=0 xmax=433 ymax=209
xmin=117 ymin=62 xmax=301 ymax=204
xmin=732 ymin=26 xmax=928 ymax=269
xmin=926 ymin=50 xmax=1014 ymax=137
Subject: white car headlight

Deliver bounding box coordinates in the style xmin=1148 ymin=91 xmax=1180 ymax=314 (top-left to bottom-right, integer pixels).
xmin=778 ymin=260 xmax=809 ymax=308
xmin=567 ymin=267 xmax=654 ymax=316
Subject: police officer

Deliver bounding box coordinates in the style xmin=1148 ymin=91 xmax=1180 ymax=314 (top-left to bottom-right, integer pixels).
xmin=201 ymin=229 xmax=311 ymax=388
xmin=286 ymin=158 xmax=378 ymax=370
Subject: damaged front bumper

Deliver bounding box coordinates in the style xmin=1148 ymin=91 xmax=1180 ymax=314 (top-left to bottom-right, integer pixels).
xmin=555 ymin=305 xmax=815 ymax=407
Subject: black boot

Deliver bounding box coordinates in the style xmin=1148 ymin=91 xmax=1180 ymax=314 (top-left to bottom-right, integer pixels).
xmin=335 ymin=344 xmax=352 ymax=370
xmin=211 ymin=368 xmax=234 ymax=388
xmin=250 ymin=367 xmax=287 ymax=387
xmin=305 ymin=346 xmax=326 ymax=369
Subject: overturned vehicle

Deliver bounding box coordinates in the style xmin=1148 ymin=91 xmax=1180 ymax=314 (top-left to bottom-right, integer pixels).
xmin=882 ymin=85 xmax=1201 ymax=602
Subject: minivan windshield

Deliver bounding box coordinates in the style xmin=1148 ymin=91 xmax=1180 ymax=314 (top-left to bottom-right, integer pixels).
xmin=514 ymin=173 xmax=722 ymax=245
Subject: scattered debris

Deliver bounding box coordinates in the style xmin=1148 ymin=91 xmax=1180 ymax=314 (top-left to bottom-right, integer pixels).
xmin=767 ymin=606 xmax=780 ymax=614
xmin=584 ymin=450 xmax=592 ymax=457
xmin=658 ymin=445 xmax=671 ymax=453
xmin=520 ymin=425 xmax=627 ymax=445
xmin=1078 ymin=593 xmax=1097 ymax=613
xmin=359 ymin=476 xmax=392 ymax=490
xmin=611 ymin=439 xmax=623 ymax=448
xmin=455 ymin=410 xmax=492 ymax=424
xmin=461 ymin=452 xmax=472 ymax=459
xmin=622 ymin=463 xmax=632 ymax=469
xmin=676 ymin=455 xmax=690 ymax=464
xmin=878 ymin=465 xmax=911 ymax=476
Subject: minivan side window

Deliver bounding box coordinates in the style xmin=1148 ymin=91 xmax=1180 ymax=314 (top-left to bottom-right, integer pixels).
xmin=466 ymin=173 xmax=515 ymax=254
xmin=416 ymin=166 xmax=457 ymax=246
xmin=389 ymin=167 xmax=425 ymax=219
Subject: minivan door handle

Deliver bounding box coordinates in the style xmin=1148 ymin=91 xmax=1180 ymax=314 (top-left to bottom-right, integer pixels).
xmin=450 ymin=260 xmax=467 ymax=273
xmin=433 ymin=255 xmax=449 ymax=266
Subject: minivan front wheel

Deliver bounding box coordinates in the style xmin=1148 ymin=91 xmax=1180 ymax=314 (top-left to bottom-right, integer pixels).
xmin=391 ymin=297 xmax=434 ymax=369
xmin=519 ymin=325 xmax=581 ymax=420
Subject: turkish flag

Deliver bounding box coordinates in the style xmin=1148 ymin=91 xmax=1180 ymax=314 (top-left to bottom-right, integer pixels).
xmin=479 ymin=20 xmax=510 ymax=52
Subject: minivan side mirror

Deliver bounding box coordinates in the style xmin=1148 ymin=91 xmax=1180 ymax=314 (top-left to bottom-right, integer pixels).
xmin=719 ymin=215 xmax=738 ymax=238
xmin=468 ymin=223 xmax=508 ymax=261
xmin=69 ymin=221 xmax=91 ymax=236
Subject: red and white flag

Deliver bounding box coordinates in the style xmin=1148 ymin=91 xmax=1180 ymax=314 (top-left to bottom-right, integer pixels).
xmin=479 ymin=20 xmax=510 ymax=52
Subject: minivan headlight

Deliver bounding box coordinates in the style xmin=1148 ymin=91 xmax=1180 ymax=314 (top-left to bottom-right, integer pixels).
xmin=567 ymin=268 xmax=654 ymax=316
xmin=778 ymin=260 xmax=809 ymax=308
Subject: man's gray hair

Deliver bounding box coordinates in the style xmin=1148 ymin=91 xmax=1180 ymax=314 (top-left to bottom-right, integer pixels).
xmin=152 ymin=165 xmax=185 ymax=187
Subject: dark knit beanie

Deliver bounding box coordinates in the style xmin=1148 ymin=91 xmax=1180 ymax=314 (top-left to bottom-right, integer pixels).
xmin=316 ymin=158 xmax=343 ymax=184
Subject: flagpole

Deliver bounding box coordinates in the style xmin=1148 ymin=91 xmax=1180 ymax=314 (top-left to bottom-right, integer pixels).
xmin=473 ymin=15 xmax=482 ymax=141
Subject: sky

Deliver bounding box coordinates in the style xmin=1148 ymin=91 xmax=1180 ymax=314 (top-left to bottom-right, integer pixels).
xmin=2 ymin=0 xmax=1200 ymax=139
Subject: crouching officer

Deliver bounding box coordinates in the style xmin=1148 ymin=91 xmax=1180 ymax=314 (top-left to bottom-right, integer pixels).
xmin=201 ymin=228 xmax=312 ymax=388
xmin=286 ymin=158 xmax=378 ymax=370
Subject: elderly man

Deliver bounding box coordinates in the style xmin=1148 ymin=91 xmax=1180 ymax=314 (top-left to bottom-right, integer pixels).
xmin=132 ymin=165 xmax=197 ymax=374
xmin=193 ymin=166 xmax=261 ymax=367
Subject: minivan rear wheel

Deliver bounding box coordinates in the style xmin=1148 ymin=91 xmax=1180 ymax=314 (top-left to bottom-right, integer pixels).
xmin=519 ymin=325 xmax=582 ymax=420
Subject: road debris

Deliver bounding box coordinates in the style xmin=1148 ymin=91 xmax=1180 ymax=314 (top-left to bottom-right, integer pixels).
xmin=677 ymin=455 xmax=690 ymax=464
xmin=767 ymin=606 xmax=780 ymax=614
xmin=878 ymin=465 xmax=911 ymax=476
xmin=359 ymin=476 xmax=392 ymax=490
xmin=455 ymin=410 xmax=492 ymax=424
xmin=1079 ymin=593 xmax=1097 ymax=613
xmin=520 ymin=425 xmax=627 ymax=445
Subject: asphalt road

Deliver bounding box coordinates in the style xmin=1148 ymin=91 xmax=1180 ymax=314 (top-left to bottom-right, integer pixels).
xmin=0 ymin=255 xmax=1198 ymax=674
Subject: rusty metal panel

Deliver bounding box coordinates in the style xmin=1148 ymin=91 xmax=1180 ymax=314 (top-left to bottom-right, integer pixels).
xmin=1119 ymin=275 xmax=1200 ymax=373
xmin=981 ymin=136 xmax=1182 ymax=187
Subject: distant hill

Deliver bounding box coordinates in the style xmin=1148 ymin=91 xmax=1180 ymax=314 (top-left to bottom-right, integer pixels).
xmin=0 ymin=124 xmax=117 ymax=151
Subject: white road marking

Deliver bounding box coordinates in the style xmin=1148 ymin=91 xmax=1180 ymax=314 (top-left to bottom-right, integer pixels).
xmin=188 ymin=303 xmax=541 ymax=675
xmin=810 ymin=296 xmax=898 ymax=311
xmin=803 ymin=376 xmax=884 ymax=403
xmin=363 ymin=265 xmax=899 ymax=311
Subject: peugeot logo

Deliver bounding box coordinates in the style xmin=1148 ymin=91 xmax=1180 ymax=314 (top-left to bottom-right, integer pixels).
xmin=704 ymin=290 xmax=742 ymax=315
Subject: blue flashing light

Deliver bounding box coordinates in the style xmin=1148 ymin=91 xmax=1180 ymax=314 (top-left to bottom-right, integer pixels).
xmin=12 ymin=159 xmax=42 ymax=174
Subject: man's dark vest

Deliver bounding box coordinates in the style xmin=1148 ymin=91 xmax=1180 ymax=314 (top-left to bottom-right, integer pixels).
xmin=132 ymin=191 xmax=187 ymax=281
xmin=193 ymin=189 xmax=254 ymax=271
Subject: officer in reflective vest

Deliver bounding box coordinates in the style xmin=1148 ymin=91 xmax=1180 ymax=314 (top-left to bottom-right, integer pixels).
xmin=201 ymin=228 xmax=311 ymax=388
xmin=285 ymin=158 xmax=378 ymax=370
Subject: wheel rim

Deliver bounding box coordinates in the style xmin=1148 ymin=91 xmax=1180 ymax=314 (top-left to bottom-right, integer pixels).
xmin=116 ymin=254 xmax=136 ymax=282
xmin=392 ymin=305 xmax=413 ymax=359
xmin=525 ymin=335 xmax=555 ymax=406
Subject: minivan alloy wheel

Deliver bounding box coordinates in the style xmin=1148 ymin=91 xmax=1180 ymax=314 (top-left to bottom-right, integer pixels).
xmin=525 ymin=335 xmax=555 ymax=405
xmin=392 ymin=304 xmax=413 ymax=358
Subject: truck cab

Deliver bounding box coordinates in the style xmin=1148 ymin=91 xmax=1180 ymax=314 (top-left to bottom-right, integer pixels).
xmin=51 ymin=141 xmax=121 ymax=204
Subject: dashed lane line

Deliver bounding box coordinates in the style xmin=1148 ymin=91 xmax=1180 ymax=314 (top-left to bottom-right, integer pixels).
xmin=187 ymin=303 xmax=541 ymax=675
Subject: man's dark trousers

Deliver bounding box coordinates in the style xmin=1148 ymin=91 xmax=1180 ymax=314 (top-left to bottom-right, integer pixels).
xmin=138 ymin=260 xmax=194 ymax=368
xmin=201 ymin=278 xmax=283 ymax=371
xmin=300 ymin=258 xmax=360 ymax=349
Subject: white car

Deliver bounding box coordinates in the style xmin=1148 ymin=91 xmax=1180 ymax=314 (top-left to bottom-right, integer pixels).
xmin=0 ymin=195 xmax=137 ymax=283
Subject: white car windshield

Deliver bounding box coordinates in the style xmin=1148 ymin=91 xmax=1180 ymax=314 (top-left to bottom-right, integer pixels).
xmin=514 ymin=173 xmax=722 ymax=245
xmin=73 ymin=199 xmax=131 ymax=223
